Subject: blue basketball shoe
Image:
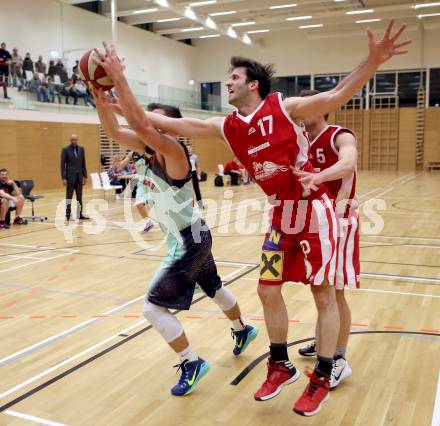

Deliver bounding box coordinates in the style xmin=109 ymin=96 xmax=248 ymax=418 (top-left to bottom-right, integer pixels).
xmin=171 ymin=357 xmax=210 ymax=396
xmin=232 ymin=325 xmax=259 ymax=356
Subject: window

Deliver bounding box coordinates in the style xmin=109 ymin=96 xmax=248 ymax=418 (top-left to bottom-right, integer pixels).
xmin=200 ymin=82 xmax=221 ymax=111
xmin=375 ymin=72 xmax=396 ymax=94
xmin=314 ymin=75 xmax=340 ymax=92
xmin=398 ymin=71 xmax=426 ymax=107
xmin=271 ymin=75 xmax=311 ymax=97
xmin=429 ymin=68 xmax=440 ymax=107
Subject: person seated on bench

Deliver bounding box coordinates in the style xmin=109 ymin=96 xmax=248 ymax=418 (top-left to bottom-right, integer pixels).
xmin=224 ymin=157 xmax=249 ymax=185
xmin=0 ymin=168 xmax=28 ymax=228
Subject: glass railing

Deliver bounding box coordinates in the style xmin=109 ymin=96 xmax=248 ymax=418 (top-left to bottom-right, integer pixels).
xmin=0 ymin=76 xmax=231 ymax=116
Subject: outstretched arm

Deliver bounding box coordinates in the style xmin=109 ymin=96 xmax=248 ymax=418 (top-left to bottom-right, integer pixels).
xmin=293 ymin=132 xmax=357 ymax=189
xmin=94 ymin=43 xmax=222 ymax=152
xmin=285 ymin=20 xmax=411 ymax=119
xmin=92 ymin=87 xmax=145 ymax=152
xmin=107 ymin=95 xmax=223 ymax=140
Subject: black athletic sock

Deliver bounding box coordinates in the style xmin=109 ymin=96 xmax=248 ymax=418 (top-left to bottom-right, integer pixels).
xmin=315 ymin=355 xmax=333 ymax=378
xmin=269 ymin=343 xmax=289 ymax=362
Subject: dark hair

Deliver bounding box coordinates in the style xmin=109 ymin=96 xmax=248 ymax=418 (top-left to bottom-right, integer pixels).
xmin=299 ymin=89 xmax=329 ymax=121
xmin=147 ymin=102 xmax=182 ymax=119
xmin=0 ymin=168 xmax=8 ymax=173
xmin=229 ymin=56 xmax=275 ymax=99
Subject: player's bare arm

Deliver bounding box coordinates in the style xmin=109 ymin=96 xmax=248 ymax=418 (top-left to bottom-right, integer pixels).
xmin=144 ymin=112 xmax=224 ymax=140
xmin=92 ymin=87 xmax=145 ymax=152
xmin=284 ymin=20 xmax=411 ymax=120
xmin=293 ymin=132 xmax=357 ymax=188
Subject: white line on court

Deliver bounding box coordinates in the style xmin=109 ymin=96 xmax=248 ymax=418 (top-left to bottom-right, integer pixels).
xmin=239 ymin=277 xmax=440 ymax=298
xmin=0 ymin=251 xmax=79 ymax=274
xmin=0 ymin=320 xmax=146 ymax=401
xmin=432 ymin=371 xmax=440 ymax=426
xmin=0 ymin=263 xmax=252 ymax=368
xmin=4 ymin=410 xmax=68 ymax=426
xmin=0 ymin=295 xmax=145 ymax=368
xmin=0 ymin=265 xmax=255 ymax=400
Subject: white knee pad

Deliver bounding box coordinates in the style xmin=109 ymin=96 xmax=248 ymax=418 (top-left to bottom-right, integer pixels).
xmin=212 ymin=285 xmax=237 ymax=312
xmin=142 ymin=301 xmax=184 ymax=343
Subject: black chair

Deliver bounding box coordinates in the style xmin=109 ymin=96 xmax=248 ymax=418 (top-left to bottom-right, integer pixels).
xmin=16 ymin=180 xmax=47 ymax=222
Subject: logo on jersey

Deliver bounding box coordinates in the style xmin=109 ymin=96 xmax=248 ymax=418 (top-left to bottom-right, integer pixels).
xmin=264 ymin=227 xmax=283 ymax=250
xmin=252 ymin=161 xmax=288 ymax=181
xmin=248 ymin=127 xmax=256 ymax=136
xmin=260 ymin=251 xmax=284 ymax=281
xmin=247 ymin=141 xmax=270 ymax=156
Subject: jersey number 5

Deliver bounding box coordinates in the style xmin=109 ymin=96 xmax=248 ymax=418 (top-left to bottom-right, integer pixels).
xmin=316 ymin=148 xmax=326 ymax=164
xmin=257 ymin=115 xmax=273 ymax=137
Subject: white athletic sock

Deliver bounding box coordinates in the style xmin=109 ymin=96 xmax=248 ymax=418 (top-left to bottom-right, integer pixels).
xmin=178 ymin=346 xmax=198 ymax=363
xmin=232 ymin=317 xmax=245 ymax=332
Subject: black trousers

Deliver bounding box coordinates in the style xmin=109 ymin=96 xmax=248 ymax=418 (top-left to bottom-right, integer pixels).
xmin=66 ymin=174 xmax=83 ymax=219
xmin=191 ymin=171 xmax=203 ymax=204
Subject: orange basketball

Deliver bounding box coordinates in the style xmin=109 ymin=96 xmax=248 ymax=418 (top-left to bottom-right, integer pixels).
xmin=78 ymin=49 xmax=114 ymax=91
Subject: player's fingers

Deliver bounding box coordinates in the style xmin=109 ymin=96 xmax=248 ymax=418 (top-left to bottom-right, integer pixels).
xmin=394 ymin=39 xmax=412 ymax=49
xmin=393 ymin=49 xmax=409 ymax=56
xmin=93 ymin=48 xmax=104 ymax=60
xmin=366 ymin=28 xmax=374 ymax=46
xmin=391 ymin=23 xmax=407 ymax=42
xmin=103 ymin=41 xmax=111 ymax=57
xmin=384 ymin=19 xmax=394 ymax=39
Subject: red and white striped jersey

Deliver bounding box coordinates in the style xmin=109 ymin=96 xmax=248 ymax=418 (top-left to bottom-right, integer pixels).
xmin=221 ymin=92 xmax=326 ymax=202
xmin=308 ymin=125 xmax=357 ymax=215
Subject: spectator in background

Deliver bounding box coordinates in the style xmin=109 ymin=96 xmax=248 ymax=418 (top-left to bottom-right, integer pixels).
xmin=47 ymin=76 xmax=61 ymax=103
xmin=224 ymin=157 xmax=242 ymax=186
xmin=72 ymin=69 xmax=81 ymax=83
xmin=108 ymin=152 xmax=134 ymax=195
xmin=35 ymin=55 xmax=46 ymax=75
xmin=74 ymin=79 xmax=95 ymax=107
xmin=47 ymin=60 xmax=57 ymax=79
xmin=59 ymin=66 xmax=68 ymax=84
xmin=187 ymin=144 xmax=204 ymax=209
xmin=62 ymin=79 xmax=78 ymax=105
xmin=55 ymin=59 xmax=64 ymax=75
xmin=0 ymin=42 xmax=12 ymax=85
xmin=72 ymin=60 xmax=79 ymax=75
xmin=0 ymin=79 xmax=10 ymax=99
xmin=22 ymin=52 xmax=34 ymax=75
xmin=0 ymin=169 xmax=28 ymax=228
xmin=29 ymin=72 xmax=48 ymax=102
xmin=10 ymin=48 xmax=23 ymax=88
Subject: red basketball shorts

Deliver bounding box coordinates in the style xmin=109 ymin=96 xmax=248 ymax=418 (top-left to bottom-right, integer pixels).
xmin=259 ymin=194 xmax=338 ymax=287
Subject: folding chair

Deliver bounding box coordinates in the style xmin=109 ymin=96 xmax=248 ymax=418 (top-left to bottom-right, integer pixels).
xmin=16 ymin=180 xmax=47 ymax=222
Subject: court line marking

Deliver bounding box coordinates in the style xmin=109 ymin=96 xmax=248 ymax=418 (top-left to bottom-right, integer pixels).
xmin=0 ymin=263 xmax=247 ymax=368
xmin=240 ymin=277 xmax=440 ymax=298
xmin=0 ymin=251 xmax=79 ymax=274
xmin=0 ymin=320 xmax=146 ymax=401
xmin=0 ymin=265 xmax=258 ymax=410
xmin=0 ymin=295 xmax=145 ymax=368
xmin=230 ymin=330 xmax=440 ymax=386
xmin=4 ymin=410 xmax=67 ymax=426
xmin=433 ymin=370 xmax=440 ymax=426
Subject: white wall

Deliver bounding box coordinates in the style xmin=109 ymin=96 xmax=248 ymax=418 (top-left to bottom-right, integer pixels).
xmin=0 ymin=0 xmax=197 ymax=98
xmin=194 ymin=23 xmax=440 ymax=102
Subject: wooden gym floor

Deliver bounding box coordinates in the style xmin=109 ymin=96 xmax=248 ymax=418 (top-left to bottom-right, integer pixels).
xmin=0 ymin=170 xmax=439 ymax=426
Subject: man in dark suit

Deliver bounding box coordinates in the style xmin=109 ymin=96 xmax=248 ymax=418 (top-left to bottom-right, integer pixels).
xmin=60 ymin=134 xmax=89 ymax=220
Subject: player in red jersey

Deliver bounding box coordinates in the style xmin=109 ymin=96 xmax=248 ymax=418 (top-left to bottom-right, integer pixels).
xmin=295 ymin=90 xmax=359 ymax=391
xmin=98 ymin=21 xmax=410 ymax=417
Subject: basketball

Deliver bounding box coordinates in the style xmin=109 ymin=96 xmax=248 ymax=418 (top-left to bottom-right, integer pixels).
xmin=78 ymin=49 xmax=114 ymax=91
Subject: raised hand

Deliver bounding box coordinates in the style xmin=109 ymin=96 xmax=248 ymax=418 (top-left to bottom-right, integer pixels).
xmin=367 ymin=19 xmax=412 ymax=66
xmin=93 ymin=42 xmax=125 ymax=80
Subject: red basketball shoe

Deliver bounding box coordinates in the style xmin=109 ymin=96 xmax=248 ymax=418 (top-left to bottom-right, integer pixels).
xmin=293 ymin=368 xmax=330 ymax=416
xmin=254 ymin=358 xmax=300 ymax=401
